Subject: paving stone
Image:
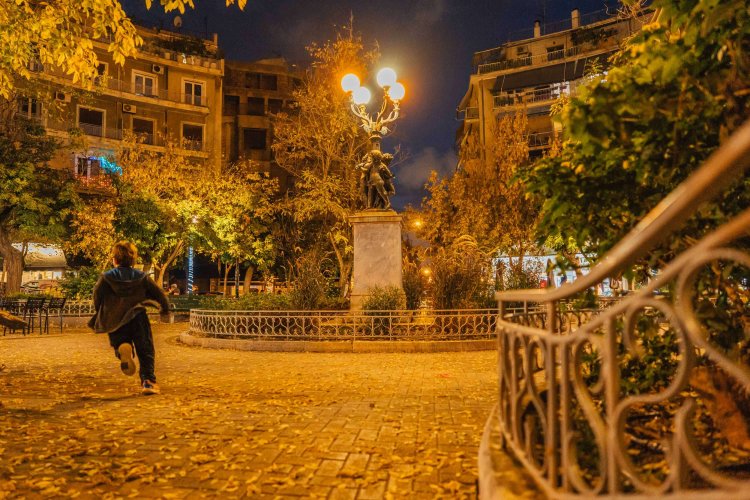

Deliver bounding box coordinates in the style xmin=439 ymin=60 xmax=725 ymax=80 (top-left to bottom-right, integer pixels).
xmin=0 ymin=324 xmax=514 ymax=499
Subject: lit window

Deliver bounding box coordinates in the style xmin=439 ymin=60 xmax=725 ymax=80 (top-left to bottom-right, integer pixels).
xmin=184 ymin=80 xmax=204 ymax=106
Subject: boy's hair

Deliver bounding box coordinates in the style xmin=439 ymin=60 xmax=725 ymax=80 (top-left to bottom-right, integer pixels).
xmin=112 ymin=241 xmax=138 ymax=267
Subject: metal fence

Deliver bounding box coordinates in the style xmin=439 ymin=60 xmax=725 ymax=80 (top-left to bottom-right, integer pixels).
xmin=489 ymin=118 xmax=750 ymax=498
xmin=189 ymin=309 xmax=499 ymax=341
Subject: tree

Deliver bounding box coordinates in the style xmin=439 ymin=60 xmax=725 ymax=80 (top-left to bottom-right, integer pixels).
xmin=0 ymin=0 xmax=246 ymax=100
xmin=199 ymin=162 xmax=277 ymax=295
xmin=518 ymin=0 xmax=750 ymax=450
xmin=271 ymin=24 xmax=378 ymax=295
xmin=521 ymin=0 xmax=750 ymax=265
xmin=420 ymin=111 xmax=539 ymax=276
xmin=0 ymin=116 xmax=78 ymax=292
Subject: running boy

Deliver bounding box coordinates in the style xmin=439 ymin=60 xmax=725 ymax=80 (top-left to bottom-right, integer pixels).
xmin=89 ymin=241 xmax=170 ymax=395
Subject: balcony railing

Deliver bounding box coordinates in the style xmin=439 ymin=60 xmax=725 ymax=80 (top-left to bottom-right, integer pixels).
xmin=77 ymin=122 xmax=122 ymax=140
xmin=181 ymin=139 xmax=204 ymax=151
xmin=484 ymin=119 xmax=750 ymax=498
xmin=527 ymin=130 xmax=554 ymax=148
xmin=494 ymin=86 xmax=570 ymax=108
xmin=81 ymin=76 xmax=209 ymax=108
xmin=457 ymin=107 xmax=479 ymax=121
xmin=478 ymin=45 xmax=586 ymax=74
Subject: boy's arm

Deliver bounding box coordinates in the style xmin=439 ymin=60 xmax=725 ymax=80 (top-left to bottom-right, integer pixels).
xmin=145 ymin=278 xmax=171 ymax=313
xmin=92 ymin=276 xmax=105 ymax=310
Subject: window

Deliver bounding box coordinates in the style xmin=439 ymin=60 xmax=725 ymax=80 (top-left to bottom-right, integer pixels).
xmin=247 ymin=97 xmax=265 ymax=116
xmin=268 ymin=98 xmax=283 ymax=114
xmin=77 ymin=107 xmax=105 ymax=136
xmin=75 ymin=156 xmax=102 ymax=178
xmin=243 ymin=128 xmax=266 ymax=151
xmin=260 ymin=74 xmax=277 ymax=90
xmin=224 ymin=94 xmax=240 ymax=115
xmin=132 ymin=117 xmax=155 ymax=145
xmin=183 ymin=80 xmax=204 ymax=106
xmin=133 ymin=71 xmax=156 ymax=96
xmin=181 ymin=123 xmax=204 ymax=151
xmin=245 ymin=73 xmax=277 ymax=90
xmin=546 ymin=45 xmax=564 ymax=61
xmin=245 ymin=72 xmax=259 ymax=89
xmin=18 ymin=97 xmax=40 ymax=119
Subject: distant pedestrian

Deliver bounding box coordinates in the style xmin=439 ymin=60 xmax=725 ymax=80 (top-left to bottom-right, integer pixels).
xmin=167 ymin=284 xmax=180 ymax=296
xmin=89 ymin=241 xmax=170 ymax=395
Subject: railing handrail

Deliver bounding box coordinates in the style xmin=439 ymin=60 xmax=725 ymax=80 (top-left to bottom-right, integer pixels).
xmin=497 ymin=118 xmax=750 ymax=303
xmin=191 ymin=308 xmax=498 ymax=315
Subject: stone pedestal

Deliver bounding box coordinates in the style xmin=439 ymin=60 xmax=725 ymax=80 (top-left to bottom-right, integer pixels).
xmin=349 ymin=210 xmax=402 ymax=310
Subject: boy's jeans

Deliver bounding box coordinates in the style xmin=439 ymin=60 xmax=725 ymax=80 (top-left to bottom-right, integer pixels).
xmin=108 ymin=311 xmax=156 ymax=382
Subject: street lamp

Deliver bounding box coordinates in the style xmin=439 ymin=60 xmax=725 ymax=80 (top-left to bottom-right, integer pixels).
xmin=341 ymin=67 xmax=406 ymax=151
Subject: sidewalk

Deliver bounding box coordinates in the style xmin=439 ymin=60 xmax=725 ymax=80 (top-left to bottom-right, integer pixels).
xmin=0 ymin=324 xmax=508 ymax=498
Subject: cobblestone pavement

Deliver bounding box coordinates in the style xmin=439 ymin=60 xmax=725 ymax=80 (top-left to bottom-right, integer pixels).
xmin=0 ymin=324 xmax=506 ymax=499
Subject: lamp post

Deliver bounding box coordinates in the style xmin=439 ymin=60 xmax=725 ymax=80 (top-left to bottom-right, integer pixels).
xmin=341 ymin=68 xmax=406 ymax=151
xmin=343 ymin=68 xmax=406 ymax=309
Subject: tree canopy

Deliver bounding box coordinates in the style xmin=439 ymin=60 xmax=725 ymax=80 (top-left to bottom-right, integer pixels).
xmin=521 ymin=0 xmax=750 ymax=268
xmin=0 ymin=0 xmax=246 ymax=100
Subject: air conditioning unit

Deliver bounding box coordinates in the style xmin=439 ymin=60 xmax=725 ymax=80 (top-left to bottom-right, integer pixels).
xmin=122 ymin=103 xmax=137 ymax=114
xmin=152 ymin=64 xmax=164 ymax=74
xmin=54 ymin=91 xmax=71 ymax=103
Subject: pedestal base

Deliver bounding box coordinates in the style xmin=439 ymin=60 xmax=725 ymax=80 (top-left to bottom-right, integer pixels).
xmin=349 ymin=210 xmax=403 ymax=310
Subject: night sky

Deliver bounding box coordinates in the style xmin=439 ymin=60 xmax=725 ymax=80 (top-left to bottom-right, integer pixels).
xmin=123 ymin=0 xmax=615 ymax=208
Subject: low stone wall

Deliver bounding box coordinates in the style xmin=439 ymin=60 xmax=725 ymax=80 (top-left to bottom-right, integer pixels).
xmin=179 ymin=331 xmax=496 ymax=353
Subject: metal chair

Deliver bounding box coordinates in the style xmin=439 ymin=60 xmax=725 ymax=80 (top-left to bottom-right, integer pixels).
xmin=22 ymin=297 xmax=46 ymax=334
xmin=43 ymin=297 xmax=67 ymax=334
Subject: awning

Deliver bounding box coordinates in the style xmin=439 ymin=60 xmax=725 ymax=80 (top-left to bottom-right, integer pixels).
xmin=13 ymin=243 xmax=67 ymax=269
xmin=492 ymin=53 xmax=613 ymax=92
xmin=457 ymin=85 xmax=474 ymax=111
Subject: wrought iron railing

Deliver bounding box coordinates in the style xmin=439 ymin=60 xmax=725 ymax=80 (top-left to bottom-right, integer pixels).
xmin=488 ymin=119 xmax=750 ymax=498
xmin=189 ymin=309 xmax=499 ymax=341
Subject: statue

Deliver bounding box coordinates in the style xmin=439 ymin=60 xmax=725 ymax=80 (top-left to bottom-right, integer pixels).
xmin=357 ymin=149 xmax=395 ymax=210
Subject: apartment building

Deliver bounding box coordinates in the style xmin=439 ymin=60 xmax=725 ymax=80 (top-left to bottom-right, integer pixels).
xmin=222 ymin=57 xmax=303 ymax=190
xmin=456 ymin=8 xmax=650 ymax=159
xmin=18 ymin=25 xmax=225 ymax=181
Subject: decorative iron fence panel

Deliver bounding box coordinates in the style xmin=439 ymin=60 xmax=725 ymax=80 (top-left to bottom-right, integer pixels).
xmin=189 ymin=309 xmax=499 ymax=341
xmin=492 ymin=118 xmax=750 ymax=498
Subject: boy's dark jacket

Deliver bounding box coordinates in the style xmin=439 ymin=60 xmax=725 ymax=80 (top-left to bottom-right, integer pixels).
xmin=88 ymin=267 xmax=170 ymax=334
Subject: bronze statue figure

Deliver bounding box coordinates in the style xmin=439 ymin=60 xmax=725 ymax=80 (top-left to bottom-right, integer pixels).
xmin=357 ymin=149 xmax=395 ymax=210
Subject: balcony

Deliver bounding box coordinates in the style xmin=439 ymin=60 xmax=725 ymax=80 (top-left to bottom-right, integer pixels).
xmin=494 ymin=85 xmax=570 ymax=109
xmin=528 ymin=130 xmax=554 ymax=149
xmin=457 ymin=107 xmax=479 ymax=121
xmin=478 ymin=46 xmax=584 ymax=74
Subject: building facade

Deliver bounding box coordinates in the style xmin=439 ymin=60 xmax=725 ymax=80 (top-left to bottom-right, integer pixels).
xmin=222 ymin=57 xmax=303 ymax=190
xmin=456 ymin=8 xmax=650 ymax=159
xmin=19 ymin=25 xmax=225 ymax=180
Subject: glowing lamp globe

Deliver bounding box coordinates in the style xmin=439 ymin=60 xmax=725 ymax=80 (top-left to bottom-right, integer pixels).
xmin=352 ymin=86 xmax=372 ymax=105
xmin=389 ymin=82 xmax=406 ymax=101
xmin=376 ymin=68 xmax=397 ymax=88
xmin=341 ymin=73 xmax=360 ymax=93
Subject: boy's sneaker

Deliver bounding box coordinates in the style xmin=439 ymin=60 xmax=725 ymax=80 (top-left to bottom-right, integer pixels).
xmin=141 ymin=380 xmax=160 ymax=395
xmin=117 ymin=343 xmax=136 ymax=376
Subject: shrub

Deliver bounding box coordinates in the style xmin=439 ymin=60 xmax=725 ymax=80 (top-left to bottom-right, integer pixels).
xmin=199 ymin=293 xmax=291 ymax=311
xmin=402 ymin=261 xmax=425 ymax=310
xmin=289 ymin=251 xmax=329 ymax=310
xmin=362 ymin=286 xmax=406 ymax=311
xmin=430 ymin=243 xmax=493 ymax=309
xmin=58 ymin=267 xmax=101 ymax=299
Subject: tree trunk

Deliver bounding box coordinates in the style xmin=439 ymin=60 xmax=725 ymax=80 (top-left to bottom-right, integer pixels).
xmin=222 ymin=263 xmax=233 ymax=297
xmin=0 ymin=231 xmax=23 ymax=293
xmin=155 ymin=242 xmax=185 ymax=289
xmin=243 ymin=263 xmax=255 ymax=295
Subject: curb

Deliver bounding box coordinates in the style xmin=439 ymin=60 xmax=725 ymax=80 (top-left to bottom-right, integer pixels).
xmin=178 ymin=331 xmax=496 ymax=353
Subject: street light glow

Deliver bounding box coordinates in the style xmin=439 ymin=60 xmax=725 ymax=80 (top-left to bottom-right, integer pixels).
xmin=352 ymin=86 xmax=372 ymax=105
xmin=376 ymin=68 xmax=397 ymax=88
xmin=389 ymin=82 xmax=406 ymax=101
xmin=341 ymin=73 xmax=360 ymax=93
